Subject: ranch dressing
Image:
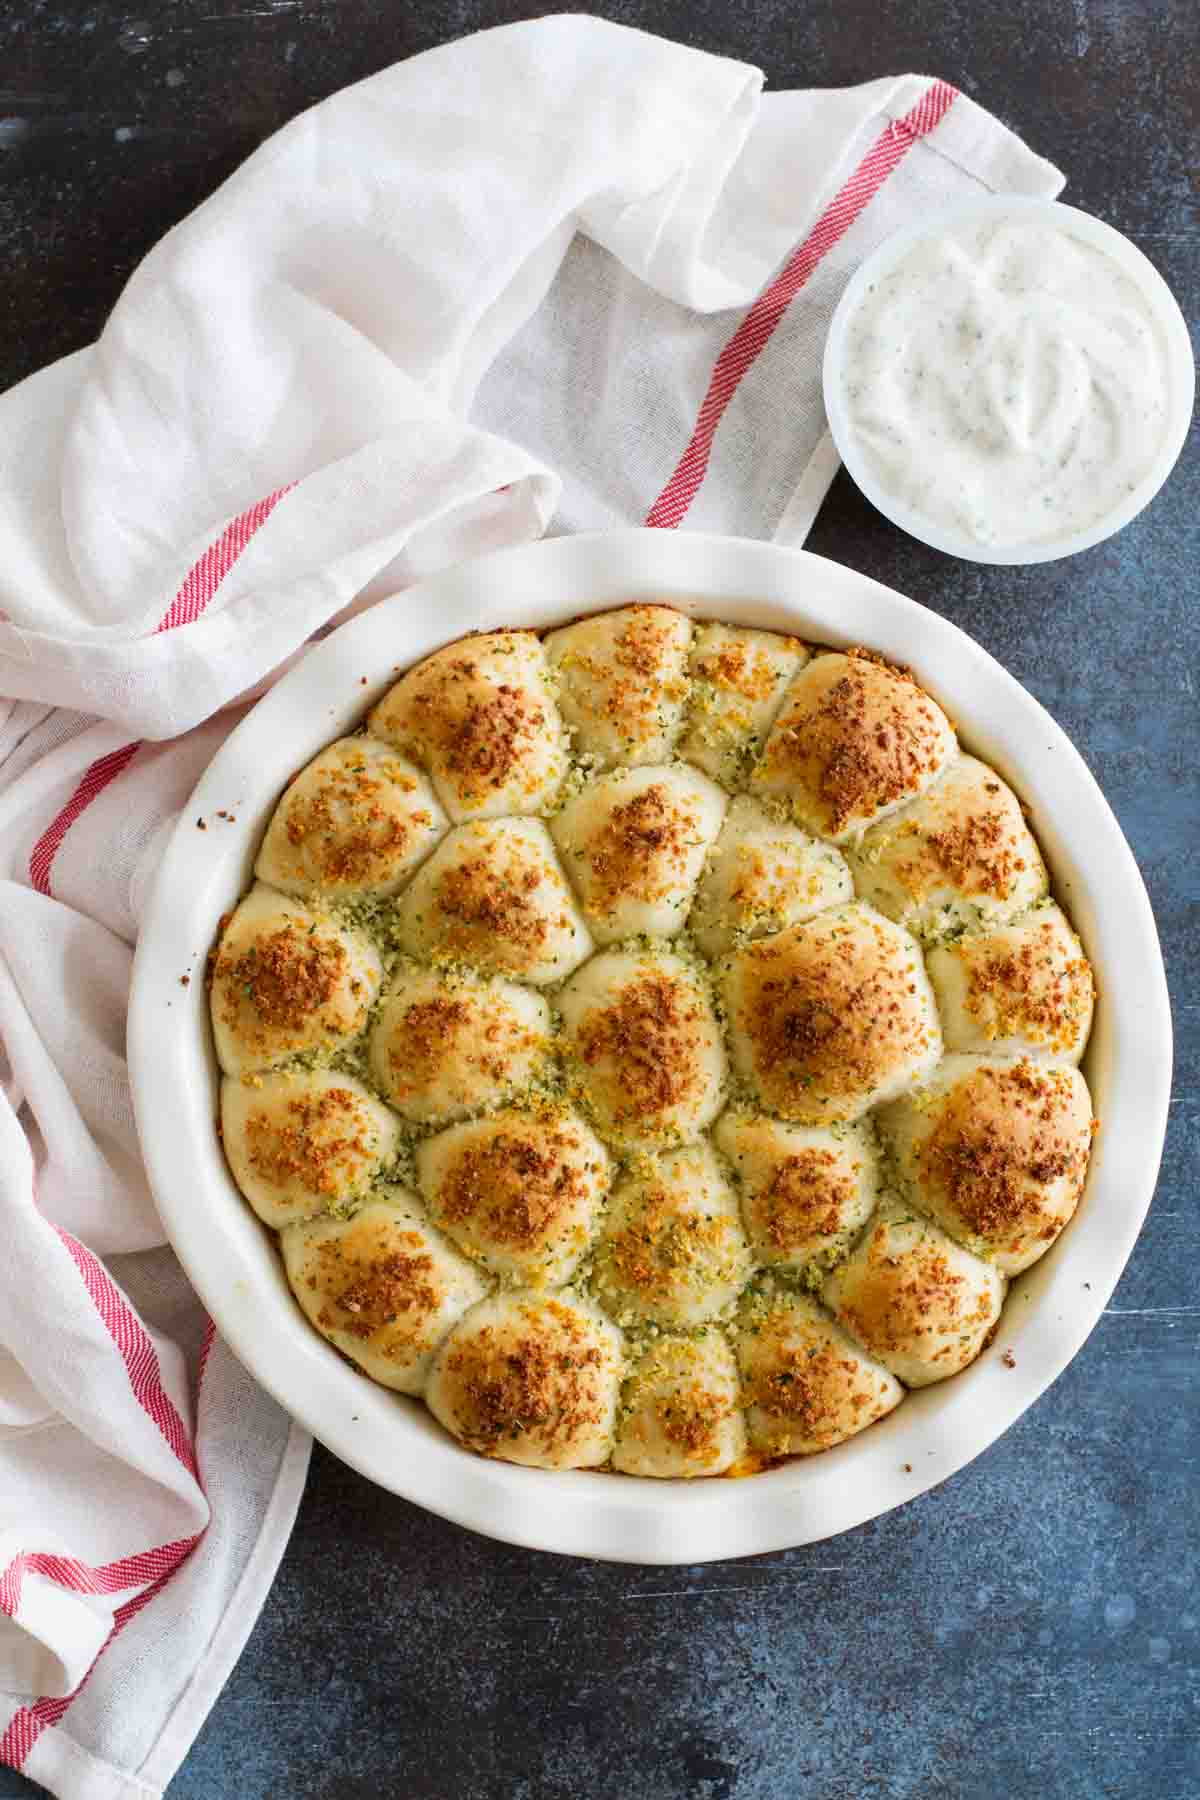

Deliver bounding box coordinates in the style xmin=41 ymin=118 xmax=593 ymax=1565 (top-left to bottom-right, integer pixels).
xmin=838 ymin=215 xmax=1173 ymax=548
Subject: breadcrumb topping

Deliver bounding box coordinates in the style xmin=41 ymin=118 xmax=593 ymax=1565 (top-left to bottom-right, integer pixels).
xmin=442 ymin=1299 xmax=611 ymax=1456
xmin=432 ymin=850 xmax=551 ymax=958
xmin=923 ymin=805 xmax=1025 ymax=899
xmin=221 ymin=924 xmax=346 ymax=1031
xmin=656 ymin=1382 xmax=735 ymax=1458
xmin=213 ymin=915 xmax=372 ymax=1067
xmin=759 ymin=650 xmax=949 ymax=832
xmin=442 ymin=680 xmax=544 ymax=793
xmin=729 ymin=845 xmax=823 ymax=915
xmin=435 ymin=1117 xmax=591 ymax=1252
xmin=585 ymin=783 xmax=700 ymax=915
xmin=746 ymin=1339 xmax=865 ymax=1429
xmin=614 ymin=608 xmax=687 ymax=685
xmin=312 ymin=1228 xmax=440 ymax=1345
xmin=695 ymin=638 xmax=780 ymax=705
xmin=755 ymin=1149 xmax=857 ymax=1249
xmin=918 ymin=1062 xmax=1091 ymax=1246
xmin=963 ymin=922 xmax=1094 ymax=1051
xmin=245 ymin=1085 xmax=377 ymax=1197
xmin=573 ymin=969 xmax=711 ymax=1134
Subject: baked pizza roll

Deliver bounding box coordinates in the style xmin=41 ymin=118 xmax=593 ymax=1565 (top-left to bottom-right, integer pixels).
xmin=426 ymin=1292 xmax=624 ymax=1468
xmin=369 ymin=630 xmax=566 ymax=821
xmin=823 ymin=1198 xmax=1006 ymax=1386
xmin=876 ymin=1054 xmax=1094 ymax=1273
xmin=369 ymin=965 xmax=551 ymax=1126
xmin=558 ymin=949 xmax=725 ymax=1151
xmin=209 ymin=884 xmax=381 ymax=1075
xmin=591 ymin=1142 xmax=752 ymax=1330
xmin=255 ymin=736 xmax=445 ymax=902
xmin=754 ymin=649 xmax=955 ymax=841
xmin=550 ymin=763 xmax=725 ymax=945
xmin=720 ymin=903 xmax=941 ymax=1125
xmin=544 ymin=604 xmax=692 ymax=767
xmin=612 ymin=1333 xmax=746 ymax=1479
xmin=416 ymin=1103 xmax=609 ymax=1288
xmin=845 ymin=756 xmax=1047 ymax=941
xmin=688 ymin=795 xmax=852 ymax=957
xmin=714 ymin=1110 xmax=879 ymax=1271
xmin=281 ymin=1190 xmax=486 ymax=1393
xmin=926 ymin=905 xmax=1093 ymax=1063
xmin=395 ymin=816 xmax=592 ymax=984
xmin=736 ymin=1286 xmax=904 ymax=1455
xmin=222 ymin=1068 xmax=398 ymax=1226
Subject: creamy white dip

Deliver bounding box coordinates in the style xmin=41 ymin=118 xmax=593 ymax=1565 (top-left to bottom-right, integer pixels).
xmin=837 ymin=215 xmax=1173 ymax=548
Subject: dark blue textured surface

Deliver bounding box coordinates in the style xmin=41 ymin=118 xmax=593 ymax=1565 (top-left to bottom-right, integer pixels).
xmin=1 ymin=3 xmax=1196 ymax=1796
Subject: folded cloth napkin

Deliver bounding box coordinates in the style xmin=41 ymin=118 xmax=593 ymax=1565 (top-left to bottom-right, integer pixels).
xmin=0 ymin=16 xmax=1063 ymax=1796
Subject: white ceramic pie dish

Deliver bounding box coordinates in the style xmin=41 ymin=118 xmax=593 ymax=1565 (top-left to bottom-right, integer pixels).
xmin=128 ymin=528 xmax=1171 ymax=1563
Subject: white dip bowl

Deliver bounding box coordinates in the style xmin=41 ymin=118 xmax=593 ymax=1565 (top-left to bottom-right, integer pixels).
xmin=823 ymin=196 xmax=1194 ymax=565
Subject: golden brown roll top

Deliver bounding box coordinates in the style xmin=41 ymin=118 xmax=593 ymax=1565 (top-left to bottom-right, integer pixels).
xmin=558 ymin=949 xmax=726 ymax=1151
xmin=925 ymin=905 xmax=1094 ymax=1063
xmin=753 ymin=649 xmax=956 ymax=841
xmin=368 ymin=964 xmax=551 ymax=1126
xmin=720 ymin=901 xmax=942 ymax=1126
xmin=394 ymin=816 xmax=592 ymax=984
xmin=426 ymin=1292 xmax=624 ymax=1468
xmin=550 ymin=763 xmax=726 ymax=945
xmin=735 ymin=1286 xmax=904 ymax=1455
xmin=221 ymin=1069 xmax=399 ymax=1227
xmin=590 ymin=1141 xmax=752 ymax=1330
xmin=280 ymin=1190 xmax=486 ymax=1393
xmin=368 ymin=629 xmax=567 ymax=821
xmin=544 ymin=604 xmax=692 ymax=768
xmin=209 ymin=884 xmax=382 ymax=1076
xmin=415 ymin=1103 xmax=610 ymax=1289
xmin=876 ymin=1053 xmax=1095 ymax=1274
xmin=254 ymin=736 xmax=446 ymax=902
xmin=612 ymin=1333 xmax=747 ymax=1478
xmin=679 ymin=623 xmax=808 ymax=787
xmin=822 ymin=1196 xmax=1006 ymax=1386
xmin=844 ymin=755 xmax=1048 ymax=940
xmin=715 ymin=1110 xmax=879 ymax=1271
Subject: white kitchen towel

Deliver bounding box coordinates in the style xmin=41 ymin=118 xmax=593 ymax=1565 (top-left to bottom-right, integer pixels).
xmin=0 ymin=16 xmax=1063 ymax=1797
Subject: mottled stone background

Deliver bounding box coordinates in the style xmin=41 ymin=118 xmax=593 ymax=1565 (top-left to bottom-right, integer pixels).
xmin=1 ymin=3 xmax=1196 ymax=1797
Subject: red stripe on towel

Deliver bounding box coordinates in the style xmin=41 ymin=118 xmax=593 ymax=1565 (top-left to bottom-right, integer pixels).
xmin=54 ymin=1227 xmax=198 ymax=1477
xmin=154 ymin=484 xmax=294 ymax=633
xmin=28 ymin=484 xmax=293 ymax=896
xmin=644 ymin=80 xmax=958 ymax=529
xmin=0 ymin=1306 xmax=215 ymax=1770
xmin=27 ymin=740 xmax=143 ymax=896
